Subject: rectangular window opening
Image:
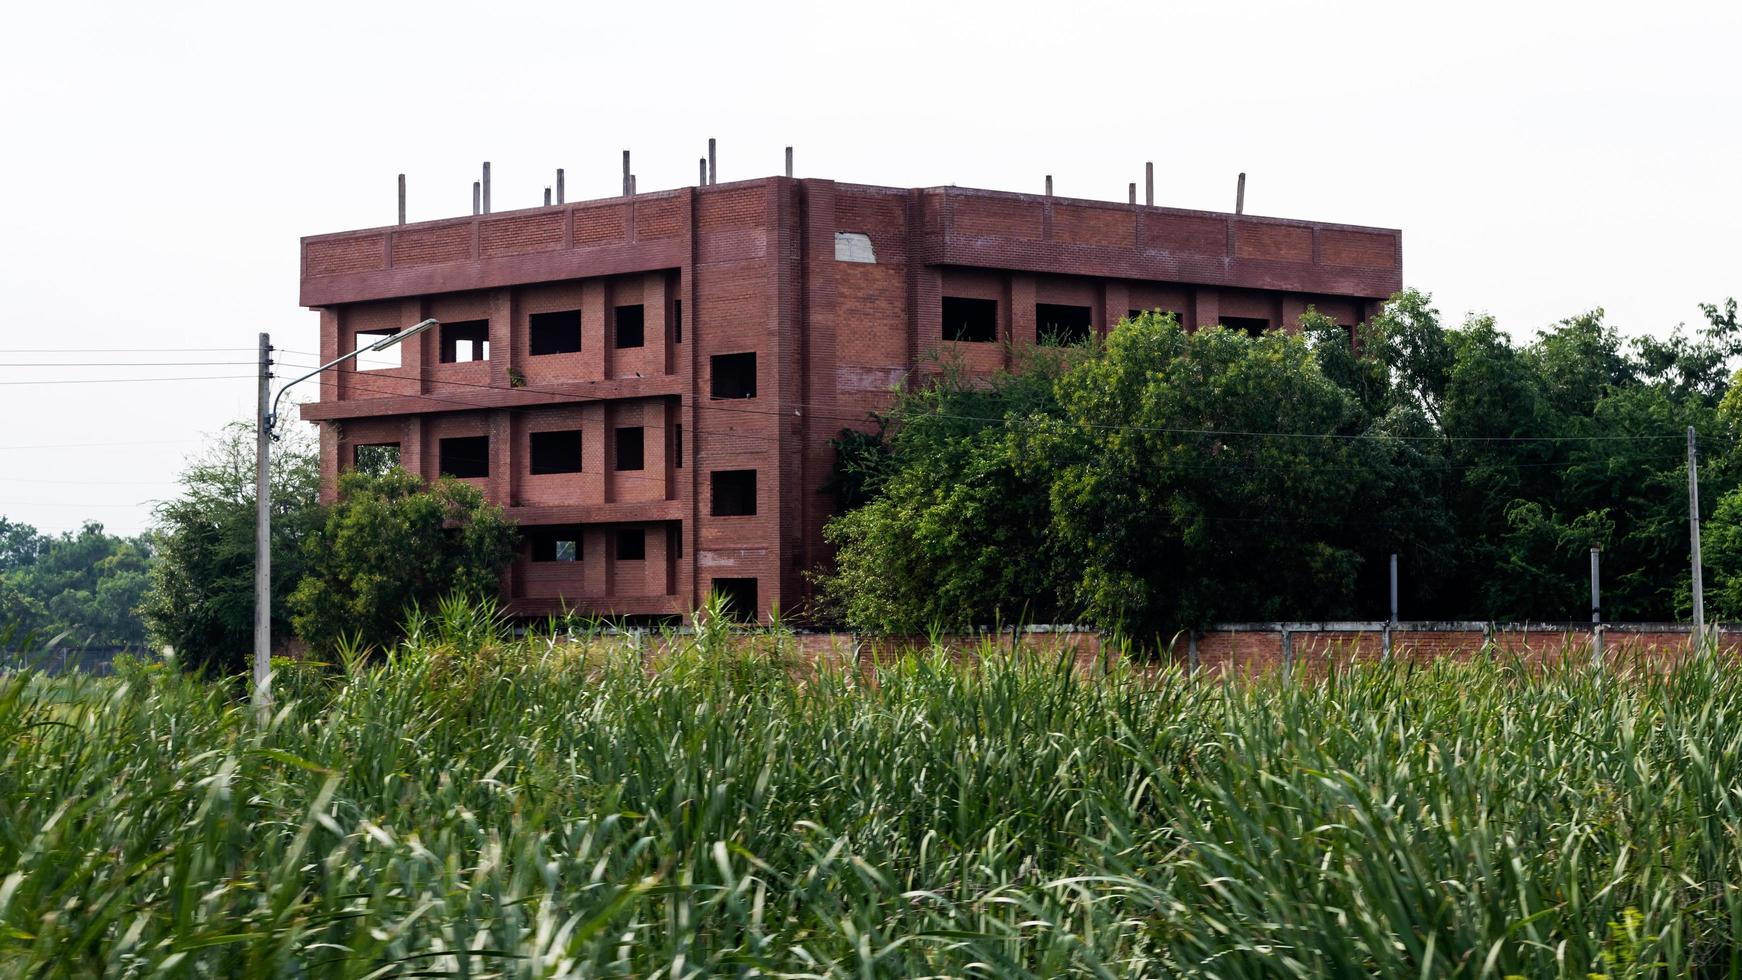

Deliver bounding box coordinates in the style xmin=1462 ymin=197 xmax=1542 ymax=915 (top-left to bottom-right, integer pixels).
xmin=614 ymin=426 xmax=644 ymax=471
xmin=529 ymin=429 xmax=582 ymax=475
xmin=440 ymin=319 xmax=490 ymax=363
xmin=617 ymin=528 xmax=646 ymax=561
xmin=710 ymin=469 xmax=757 ymax=517
xmin=1223 ymin=316 xmax=1270 ymax=337
xmin=530 ymin=526 xmax=583 ymax=562
xmin=353 ymin=442 xmax=400 ymax=475
xmin=352 ymin=329 xmax=401 ymax=370
xmin=674 ymin=424 xmax=683 ymax=468
xmin=614 ymin=304 xmax=645 ymax=349
xmin=1036 ymin=303 xmax=1093 ymax=346
xmin=438 ymin=435 xmax=489 ymax=478
xmin=528 ymin=310 xmax=581 ymax=356
xmin=942 ymin=296 xmax=998 ymax=343
xmin=710 ymin=578 xmax=758 ymax=622
xmin=673 ymin=299 xmax=682 ymax=345
xmin=710 ymin=352 xmax=757 ymax=399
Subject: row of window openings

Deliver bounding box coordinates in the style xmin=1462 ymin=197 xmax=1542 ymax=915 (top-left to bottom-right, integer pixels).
xmin=525 ymin=525 xmax=759 ymax=612
xmin=353 ymin=302 xmax=683 ymax=367
xmin=352 ymin=329 xmax=756 ymax=405
xmin=362 ymin=438 xmax=755 ymax=515
xmin=941 ymin=297 xmax=1273 ymax=343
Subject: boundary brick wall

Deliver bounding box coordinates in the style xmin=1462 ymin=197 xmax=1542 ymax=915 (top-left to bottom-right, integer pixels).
xmin=770 ymin=623 xmax=1737 ymax=677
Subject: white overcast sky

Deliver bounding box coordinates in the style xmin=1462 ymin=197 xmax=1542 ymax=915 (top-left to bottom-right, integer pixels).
xmin=1 ymin=0 xmax=1738 ymax=535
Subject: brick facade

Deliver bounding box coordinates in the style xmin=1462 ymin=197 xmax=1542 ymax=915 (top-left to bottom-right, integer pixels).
xmin=299 ymin=176 xmax=1402 ymax=622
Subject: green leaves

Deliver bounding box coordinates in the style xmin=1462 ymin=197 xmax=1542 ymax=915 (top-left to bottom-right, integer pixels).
xmin=289 ymin=470 xmax=518 ymax=656
xmin=4 ymin=630 xmax=1742 ymax=974
xmin=826 ymin=291 xmax=1742 ymax=635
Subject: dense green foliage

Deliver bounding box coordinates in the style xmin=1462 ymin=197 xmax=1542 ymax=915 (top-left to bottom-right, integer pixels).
xmin=289 ymin=468 xmax=518 ymax=652
xmin=825 ymin=293 xmax=1742 ymax=635
xmin=0 ymin=517 xmax=150 ymax=647
xmin=140 ymin=422 xmax=323 ymax=675
xmin=1 ymin=622 xmax=1740 ymax=975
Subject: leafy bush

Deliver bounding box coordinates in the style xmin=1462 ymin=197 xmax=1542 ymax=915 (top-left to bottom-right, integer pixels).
xmin=289 ymin=468 xmax=517 ymax=654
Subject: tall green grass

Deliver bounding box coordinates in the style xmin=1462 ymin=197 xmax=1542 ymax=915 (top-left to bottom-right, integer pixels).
xmin=0 ymin=617 xmax=1739 ymax=977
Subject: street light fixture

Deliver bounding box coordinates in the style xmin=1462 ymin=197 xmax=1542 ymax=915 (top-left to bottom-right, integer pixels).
xmin=253 ymin=318 xmax=437 ymax=717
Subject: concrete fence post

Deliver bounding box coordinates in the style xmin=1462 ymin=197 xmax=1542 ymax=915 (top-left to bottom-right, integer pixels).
xmin=1591 ymin=546 xmax=1604 ymax=666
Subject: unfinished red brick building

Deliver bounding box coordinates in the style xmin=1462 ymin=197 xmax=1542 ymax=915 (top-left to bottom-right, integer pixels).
xmin=299 ymin=174 xmax=1402 ymax=622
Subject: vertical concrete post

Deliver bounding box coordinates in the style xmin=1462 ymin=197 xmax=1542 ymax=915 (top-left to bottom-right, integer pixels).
xmin=698 ymin=157 xmax=707 ymax=187
xmin=472 ymin=181 xmax=481 ymax=216
xmin=708 ymin=138 xmax=717 ymax=185
xmin=556 ymin=168 xmax=565 ymax=204
xmin=1384 ymin=553 xmax=1398 ymax=661
xmin=1390 ymin=553 xmax=1399 ymax=623
xmin=253 ymin=333 xmax=272 ymax=720
xmin=1281 ymin=628 xmax=1293 ymax=678
xmin=1591 ymin=546 xmax=1604 ymax=665
xmin=1235 ymin=172 xmax=1246 ymax=214
xmin=1128 ymin=182 xmax=1136 ymax=204
xmin=1044 ymin=175 xmax=1053 ymax=196
xmin=543 ymin=187 xmax=551 ymax=207
xmin=482 ymin=161 xmax=491 ymax=214
xmin=1690 ymin=426 xmax=1706 ymax=639
xmin=1188 ymin=631 xmax=1199 ymax=675
xmin=785 ymin=145 xmax=793 ymax=178
xmin=1145 ymin=161 xmax=1154 ymax=206
xmin=630 ymin=174 xmax=637 ymax=196
xmin=397 ymin=174 xmax=406 ymax=225
xmin=622 ymin=150 xmax=631 ymax=196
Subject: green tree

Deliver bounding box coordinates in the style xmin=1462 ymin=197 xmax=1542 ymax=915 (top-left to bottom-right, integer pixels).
xmin=820 ymin=352 xmax=1073 ymax=632
xmin=290 ymin=468 xmax=518 ymax=653
xmin=0 ymin=522 xmax=151 ymax=647
xmin=141 ymin=421 xmax=323 ymax=675
xmin=1041 ymin=314 xmax=1430 ymax=636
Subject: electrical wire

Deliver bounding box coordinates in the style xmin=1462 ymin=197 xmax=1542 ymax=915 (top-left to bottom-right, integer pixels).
xmin=0 ymin=375 xmax=253 ymax=386
xmin=0 ymin=361 xmax=258 ymax=368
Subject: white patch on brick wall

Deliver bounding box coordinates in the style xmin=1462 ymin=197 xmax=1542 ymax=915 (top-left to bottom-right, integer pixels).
xmin=699 ymin=548 xmax=769 ymax=568
xmin=834 ymin=231 xmax=876 ymax=263
xmin=837 ymin=366 xmax=907 ymax=392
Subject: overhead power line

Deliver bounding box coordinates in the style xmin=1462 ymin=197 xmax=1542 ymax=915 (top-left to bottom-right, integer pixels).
xmin=0 ymin=374 xmax=253 ymax=386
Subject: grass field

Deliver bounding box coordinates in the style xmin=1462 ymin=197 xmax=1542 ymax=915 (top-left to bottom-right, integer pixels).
xmin=1 ymin=609 xmax=1740 ymax=977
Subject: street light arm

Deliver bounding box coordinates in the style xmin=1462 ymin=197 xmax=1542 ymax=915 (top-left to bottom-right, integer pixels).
xmin=265 ymin=318 xmax=437 ymax=438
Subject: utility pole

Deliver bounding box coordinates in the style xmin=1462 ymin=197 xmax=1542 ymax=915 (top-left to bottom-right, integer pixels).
xmin=1590 ymin=546 xmax=1603 ymax=665
xmin=1689 ymin=425 xmax=1706 ymax=639
xmin=254 ymin=333 xmax=272 ymax=720
xmin=253 ymin=319 xmax=436 ymax=720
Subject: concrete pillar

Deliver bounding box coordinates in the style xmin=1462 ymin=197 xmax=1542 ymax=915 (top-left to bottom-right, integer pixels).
xmin=1193 ymin=288 xmax=1220 ymax=331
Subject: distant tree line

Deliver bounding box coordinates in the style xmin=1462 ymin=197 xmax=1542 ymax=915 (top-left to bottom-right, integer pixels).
xmin=1 ymin=420 xmax=517 ymax=675
xmin=820 ymin=291 xmax=1742 ymax=639
xmin=0 ymin=519 xmax=151 ymax=648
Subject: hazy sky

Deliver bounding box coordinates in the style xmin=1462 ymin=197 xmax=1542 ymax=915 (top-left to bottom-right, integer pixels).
xmin=1 ymin=0 xmax=1738 ymax=535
